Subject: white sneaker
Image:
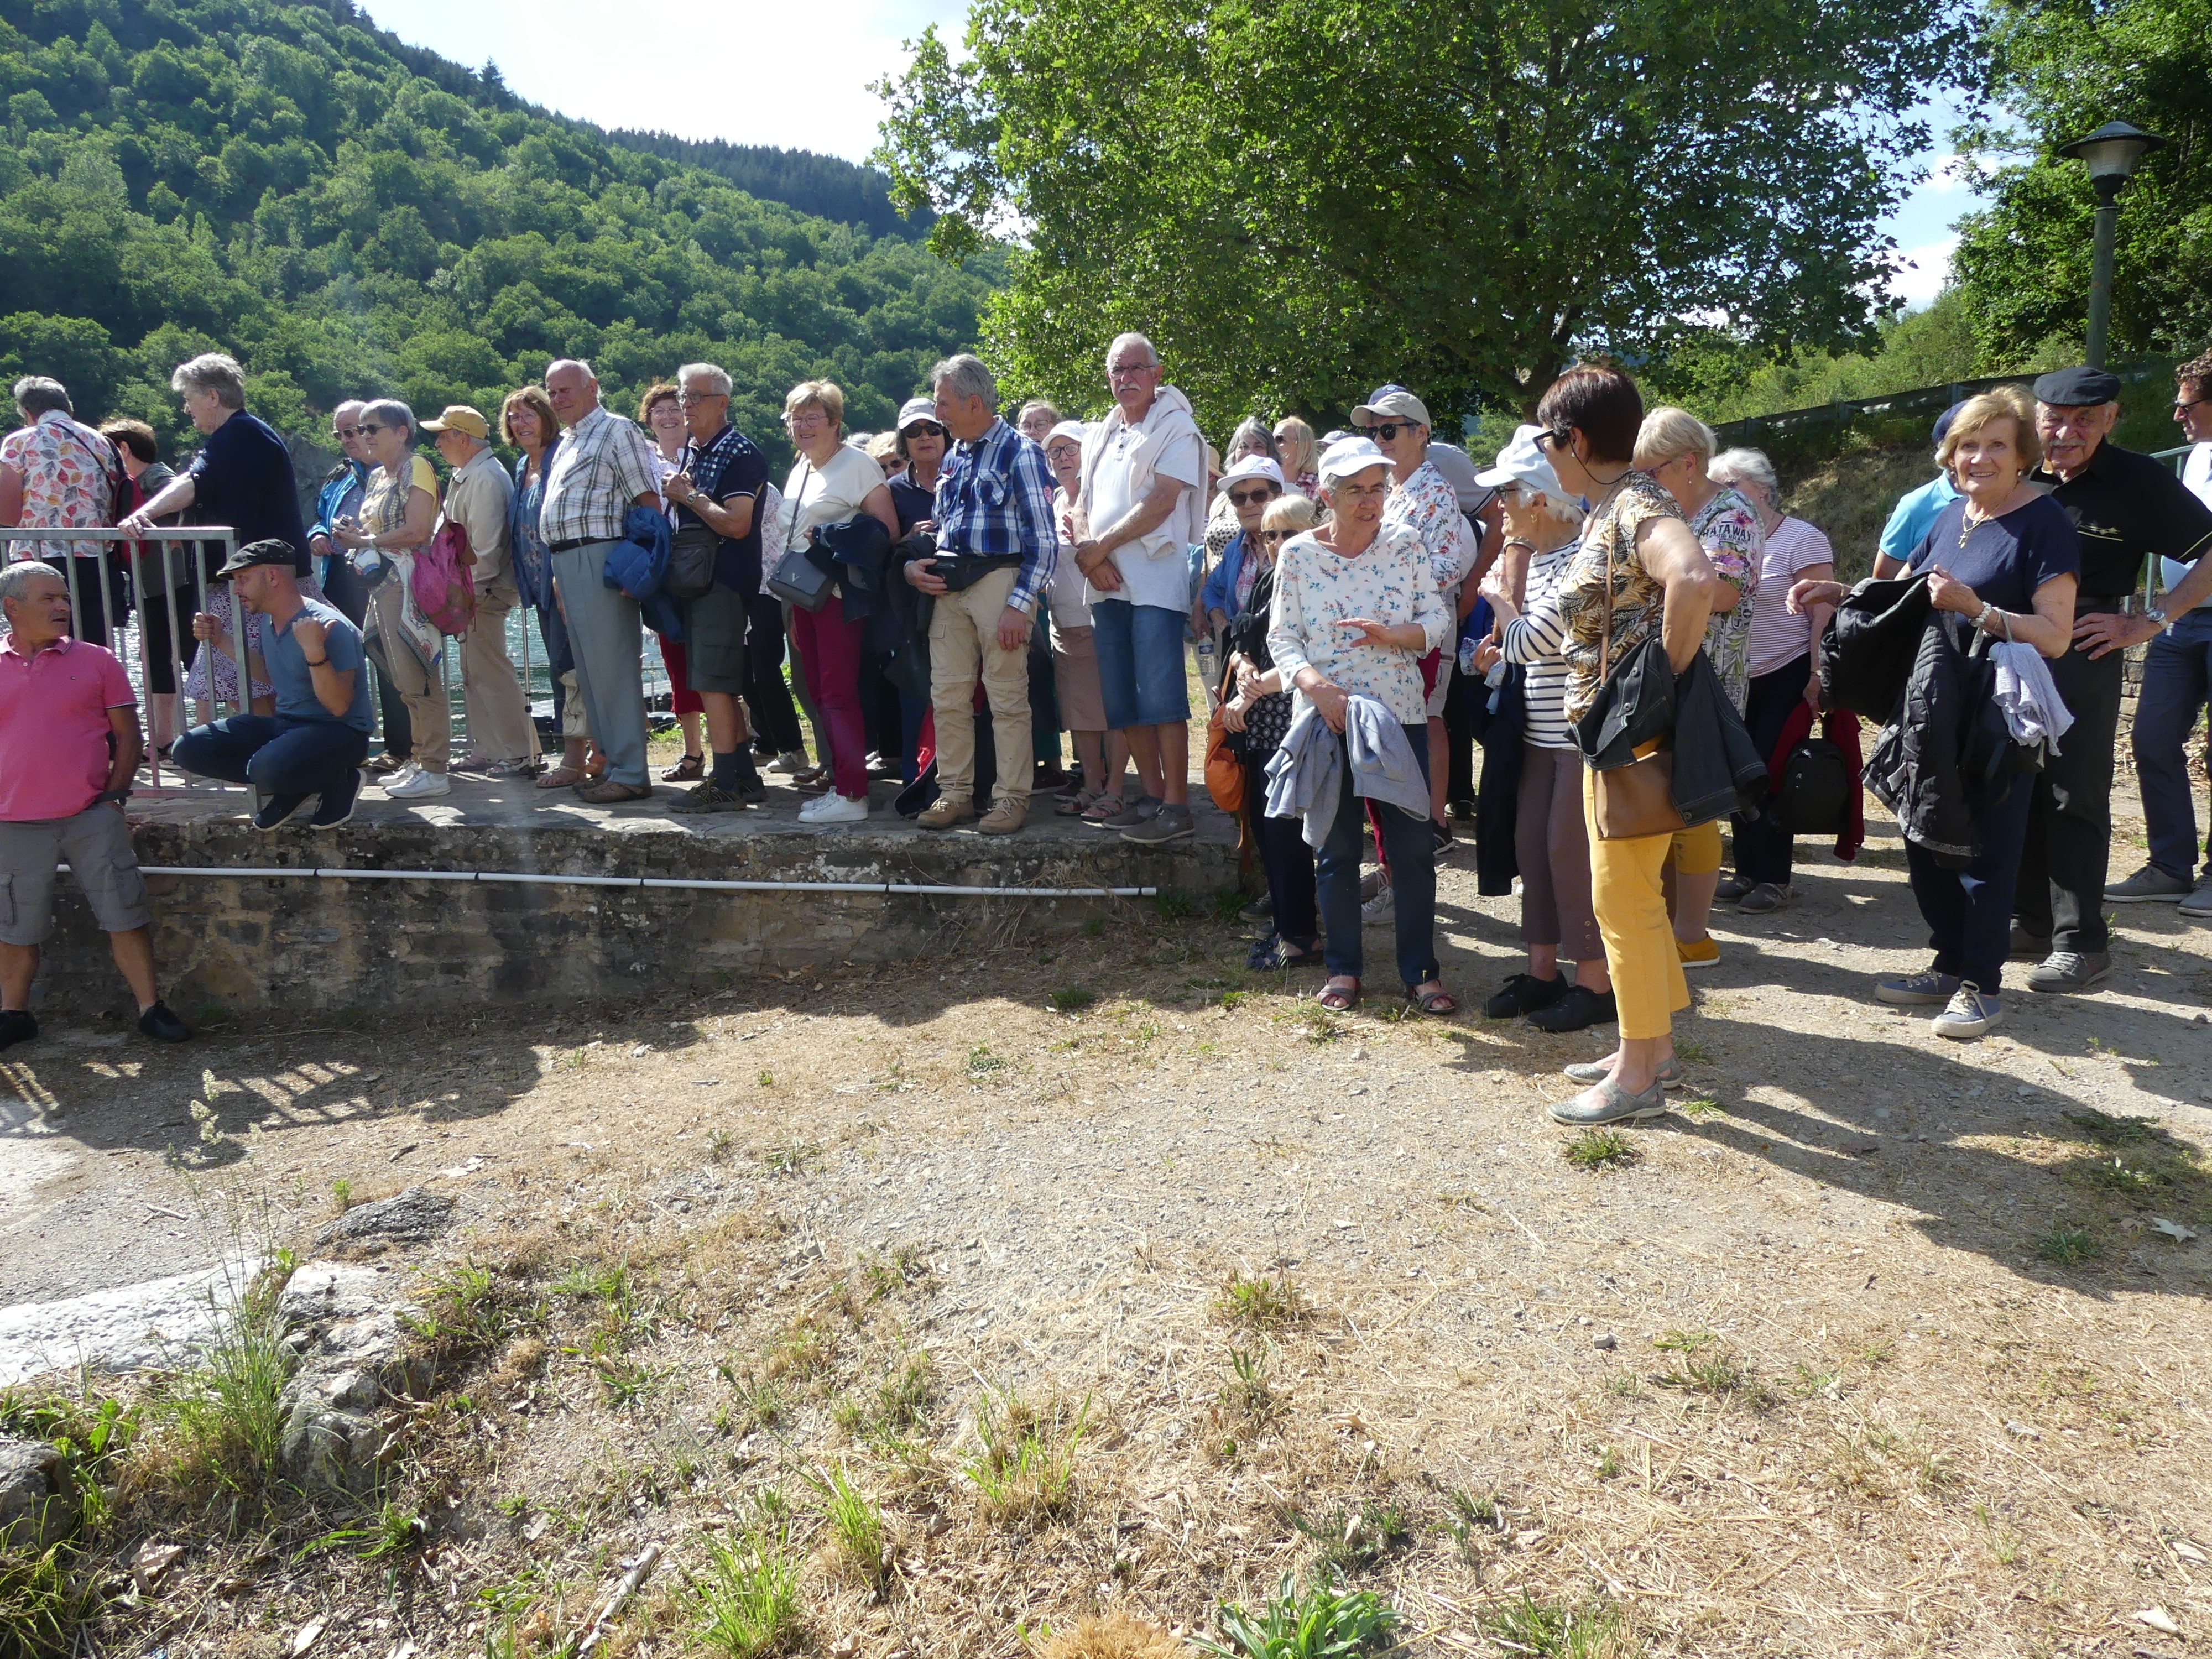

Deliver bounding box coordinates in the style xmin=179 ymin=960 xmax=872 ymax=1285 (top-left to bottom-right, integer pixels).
xmin=387 ymin=768 xmax=452 ymax=800
xmin=383 ymin=760 xmax=421 ymax=789
xmin=799 ymin=791 xmax=867 ymax=824
xmin=768 ymin=750 xmax=811 ymax=775
xmin=1361 ymin=874 xmax=1394 ymax=922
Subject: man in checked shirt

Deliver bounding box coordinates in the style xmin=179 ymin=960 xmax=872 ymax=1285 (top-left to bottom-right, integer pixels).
xmin=906 ymin=353 xmax=1061 ymax=836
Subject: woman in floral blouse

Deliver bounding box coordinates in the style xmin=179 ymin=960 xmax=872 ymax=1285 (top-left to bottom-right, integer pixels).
xmin=1267 ymin=438 xmax=1454 ymax=1015
xmin=1635 ymin=406 xmax=1764 ymax=974
xmin=1538 ymin=367 xmax=1718 ymax=1129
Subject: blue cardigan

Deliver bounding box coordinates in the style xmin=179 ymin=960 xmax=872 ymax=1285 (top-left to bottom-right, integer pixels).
xmin=1199 ymin=528 xmax=1257 ymax=619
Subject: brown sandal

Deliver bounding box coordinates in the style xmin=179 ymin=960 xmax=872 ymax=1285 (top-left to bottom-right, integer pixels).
xmin=576 ymin=778 xmax=652 ymax=804
xmin=662 ymin=752 xmax=705 ymax=782
xmin=536 ymin=765 xmax=587 ymax=790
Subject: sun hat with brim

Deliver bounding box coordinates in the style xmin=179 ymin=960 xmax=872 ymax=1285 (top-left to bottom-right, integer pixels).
xmin=1350 ymin=387 xmax=1431 ymax=429
xmin=419 ymin=405 xmax=490 ymax=439
xmin=896 ymin=396 xmax=941 ymax=432
xmin=214 ymin=539 xmax=301 ymax=578
xmin=1316 ymin=436 xmax=1393 ymax=485
xmin=1218 ymin=455 xmax=1286 ymax=491
xmin=1476 ymin=424 xmax=1567 ymax=499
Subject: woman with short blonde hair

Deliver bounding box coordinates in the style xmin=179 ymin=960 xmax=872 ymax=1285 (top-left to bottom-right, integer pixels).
xmin=1274 ymin=415 xmax=1319 ymax=497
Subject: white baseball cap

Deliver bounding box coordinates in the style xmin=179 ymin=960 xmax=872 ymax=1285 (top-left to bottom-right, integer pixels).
xmin=1476 ymin=424 xmax=1567 ymax=499
xmin=1218 ymin=454 xmax=1286 ymax=490
xmin=895 ymin=397 xmax=941 ymax=431
xmin=1045 ymin=420 xmax=1088 ymax=447
xmin=1316 ymin=436 xmax=1392 ymax=484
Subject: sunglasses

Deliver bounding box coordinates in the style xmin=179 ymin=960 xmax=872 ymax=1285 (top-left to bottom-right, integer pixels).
xmin=1355 ymin=421 xmax=1417 ymax=442
xmin=1260 ymin=529 xmax=1292 ymax=544
xmin=904 ymin=421 xmax=947 ymax=439
xmin=1536 ymin=427 xmax=1573 ymax=452
xmin=333 ymin=425 xmax=366 ymax=439
xmin=356 ymin=422 xmax=387 ymax=435
xmin=1228 ymin=486 xmax=1278 ymax=507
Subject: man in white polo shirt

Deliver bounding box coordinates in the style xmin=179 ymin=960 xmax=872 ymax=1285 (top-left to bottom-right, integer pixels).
xmin=1073 ymin=331 xmax=1205 ymax=845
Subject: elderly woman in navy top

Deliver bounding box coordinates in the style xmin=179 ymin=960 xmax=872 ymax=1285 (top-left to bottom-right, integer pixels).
xmin=1789 ymin=385 xmax=2078 ymax=1041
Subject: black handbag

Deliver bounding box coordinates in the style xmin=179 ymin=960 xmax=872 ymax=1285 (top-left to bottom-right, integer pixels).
xmin=1776 ymin=737 xmax=1851 ymax=836
xmin=766 ymin=461 xmax=833 ymax=612
xmin=667 ymin=524 xmax=718 ymax=601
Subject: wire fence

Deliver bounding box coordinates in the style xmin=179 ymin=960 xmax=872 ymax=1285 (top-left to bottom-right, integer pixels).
xmin=1709 ymin=358 xmax=2181 ymax=452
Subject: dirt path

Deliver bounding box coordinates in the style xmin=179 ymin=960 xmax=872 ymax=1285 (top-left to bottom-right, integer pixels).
xmin=3 ymin=780 xmax=2208 ymax=1655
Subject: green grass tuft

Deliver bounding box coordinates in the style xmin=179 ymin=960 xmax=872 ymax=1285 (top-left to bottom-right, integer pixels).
xmin=1563 ymin=1128 xmax=1640 ymax=1170
xmin=1196 ymin=1570 xmax=1400 ymax=1658
xmin=2035 ymin=1227 xmax=2101 ymax=1266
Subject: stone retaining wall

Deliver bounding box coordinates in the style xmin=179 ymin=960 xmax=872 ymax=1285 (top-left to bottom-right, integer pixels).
xmin=39 ymin=813 xmax=1239 ymax=1015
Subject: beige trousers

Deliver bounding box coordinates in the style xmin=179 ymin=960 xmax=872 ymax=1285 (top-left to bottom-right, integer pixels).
xmin=368 ymin=579 xmax=451 ymax=773
xmin=461 ymin=576 xmax=538 ymax=761
xmin=927 ymin=565 xmax=1031 ymax=804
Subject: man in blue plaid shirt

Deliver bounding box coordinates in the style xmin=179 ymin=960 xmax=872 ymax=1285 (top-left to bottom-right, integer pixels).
xmin=905 ymin=353 xmax=1060 ymax=835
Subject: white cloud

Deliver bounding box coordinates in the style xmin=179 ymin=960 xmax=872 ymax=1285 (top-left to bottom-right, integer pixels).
xmin=1881 ymin=236 xmax=1959 ymax=310
xmin=358 ymin=0 xmax=968 ymax=162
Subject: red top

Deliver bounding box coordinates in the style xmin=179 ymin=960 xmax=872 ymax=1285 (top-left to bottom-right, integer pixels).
xmin=0 ymin=634 xmax=133 ymax=821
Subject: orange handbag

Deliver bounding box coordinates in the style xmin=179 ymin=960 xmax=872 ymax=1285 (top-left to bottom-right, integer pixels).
xmin=1204 ymin=704 xmax=1244 ymax=814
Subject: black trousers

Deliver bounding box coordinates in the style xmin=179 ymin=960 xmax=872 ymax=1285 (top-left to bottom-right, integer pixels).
xmin=1733 ymin=653 xmax=1813 ymax=886
xmin=320 ymin=555 xmax=414 ymax=759
xmin=743 ymin=591 xmax=804 ymax=754
xmin=2013 ymin=640 xmax=2125 ymax=953
xmin=1442 ymin=661 xmax=1477 ymax=805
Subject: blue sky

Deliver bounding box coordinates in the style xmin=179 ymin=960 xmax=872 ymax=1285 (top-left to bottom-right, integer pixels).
xmin=360 ymin=0 xmax=1980 ymax=311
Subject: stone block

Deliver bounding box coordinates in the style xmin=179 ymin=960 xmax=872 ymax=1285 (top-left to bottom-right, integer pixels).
xmin=0 ymin=1434 xmax=79 ymax=1550
xmin=314 ymin=1186 xmax=456 ymax=1248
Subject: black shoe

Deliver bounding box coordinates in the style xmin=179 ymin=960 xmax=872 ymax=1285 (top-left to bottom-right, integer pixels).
xmin=1484 ymin=972 xmax=1568 ymax=1020
xmin=1431 ymin=824 xmax=1458 ymax=859
xmin=1526 ymin=984 xmax=1618 ymax=1032
xmin=734 ymin=771 xmax=768 ymax=805
xmin=0 ymin=1009 xmax=36 ymax=1051
xmin=309 ymin=769 xmax=362 ymax=829
xmin=252 ymin=791 xmax=311 ymax=832
xmin=137 ymin=1000 xmax=191 ymax=1042
xmin=1239 ymin=893 xmax=1274 ymax=923
xmin=2008 ymin=924 xmax=2051 ymax=959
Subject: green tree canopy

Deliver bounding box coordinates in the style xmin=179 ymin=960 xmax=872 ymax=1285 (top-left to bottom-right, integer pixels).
xmin=0 ymin=0 xmax=997 ymax=463
xmin=874 ymin=0 xmax=1974 ymax=430
xmin=1952 ymin=0 xmax=2212 ymax=364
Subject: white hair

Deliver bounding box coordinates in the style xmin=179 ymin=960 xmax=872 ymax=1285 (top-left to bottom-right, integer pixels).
xmin=677 ymin=362 xmax=732 ymax=397
xmin=547 ymin=358 xmax=596 ymax=383
xmin=1106 ymin=332 xmax=1160 ymax=368
xmin=362 ymin=398 xmax=415 ymax=436
xmin=931 ymin=352 xmax=998 ymax=411
xmin=0 ymin=561 xmax=65 ymax=608
xmin=171 ymin=352 xmax=246 ymax=410
xmin=1709 ymin=446 xmax=1780 ymax=499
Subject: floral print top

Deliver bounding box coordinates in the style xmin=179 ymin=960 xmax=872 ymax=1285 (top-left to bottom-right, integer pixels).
xmin=1688 ymin=484 xmax=1763 ymax=712
xmin=1267 ymin=520 xmax=1450 ymax=726
xmin=1554 ymin=471 xmax=1688 ymax=728
xmin=1384 ymin=460 xmax=1479 ymax=598
xmin=1 ymin=411 xmax=119 ymax=560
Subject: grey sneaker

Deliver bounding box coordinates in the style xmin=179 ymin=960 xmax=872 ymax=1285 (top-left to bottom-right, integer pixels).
xmin=1548 ymin=1074 xmax=1671 ymax=1126
xmin=1735 ymin=881 xmax=1792 ymax=915
xmin=2179 ymin=873 xmax=2212 ymax=920
xmin=1095 ymin=794 xmax=1161 ymax=830
xmin=2106 ymin=863 xmax=2190 ymax=904
xmin=1931 ymin=982 xmax=2002 ymax=1039
xmin=1715 ymin=873 xmax=1752 ymax=905
xmin=1361 ymin=876 xmax=1394 ymax=922
xmin=2025 ymin=950 xmax=2112 ymax=994
xmin=1121 ymin=804 xmax=1194 ymax=844
xmin=1876 ymin=967 xmax=1960 ymax=1006
xmin=1239 ymin=893 xmax=1274 ymax=923
xmin=1562 ymin=1055 xmax=1685 ymax=1087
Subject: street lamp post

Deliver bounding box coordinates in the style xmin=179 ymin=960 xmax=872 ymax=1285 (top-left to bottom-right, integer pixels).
xmin=2057 ymin=119 xmax=2166 ymax=369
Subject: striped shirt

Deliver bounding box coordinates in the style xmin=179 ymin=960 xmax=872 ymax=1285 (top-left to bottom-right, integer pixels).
xmin=1500 ymin=537 xmax=1582 ymax=749
xmin=1747 ymin=514 xmax=1835 ymax=677
xmin=539 ymin=403 xmax=664 ymax=547
xmin=933 ymin=416 xmax=1061 ymax=615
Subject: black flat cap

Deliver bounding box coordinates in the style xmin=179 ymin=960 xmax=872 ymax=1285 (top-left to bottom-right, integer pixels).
xmin=2032 ymin=367 xmax=2121 ymax=406
xmin=213 ymin=538 xmax=300 ymax=578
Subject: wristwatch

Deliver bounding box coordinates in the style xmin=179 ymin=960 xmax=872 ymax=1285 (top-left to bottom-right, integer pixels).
xmin=96 ymin=785 xmax=132 ymax=806
xmin=2144 ymin=604 xmax=2171 ymax=632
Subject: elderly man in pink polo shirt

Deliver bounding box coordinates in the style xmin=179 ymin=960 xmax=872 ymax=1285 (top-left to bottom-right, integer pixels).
xmin=0 ymin=564 xmax=190 ymax=1051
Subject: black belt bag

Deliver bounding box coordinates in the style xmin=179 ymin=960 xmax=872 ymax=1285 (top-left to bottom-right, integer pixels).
xmin=936 ymin=553 xmax=1020 ymax=593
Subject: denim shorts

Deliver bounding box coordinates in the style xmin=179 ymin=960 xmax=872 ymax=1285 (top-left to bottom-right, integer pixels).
xmin=1091 ymin=599 xmax=1191 ymax=729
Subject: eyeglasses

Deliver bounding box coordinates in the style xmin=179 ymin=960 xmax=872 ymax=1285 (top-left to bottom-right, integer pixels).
xmin=1354 ymin=421 xmax=1417 ymax=442
xmin=1536 ymin=427 xmax=1572 ymax=452
xmin=676 ymin=392 xmax=727 ymax=406
xmin=1331 ymin=479 xmax=1390 ymax=499
xmin=1227 ymin=486 xmax=1278 ymax=508
xmin=904 ymin=421 xmax=947 ymax=439
xmin=2176 ymin=395 xmax=2209 ymax=415
xmin=1107 ymin=362 xmax=1159 ymax=380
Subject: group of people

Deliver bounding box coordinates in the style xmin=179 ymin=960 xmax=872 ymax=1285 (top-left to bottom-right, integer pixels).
xmin=2 ymin=339 xmax=2209 ymax=1129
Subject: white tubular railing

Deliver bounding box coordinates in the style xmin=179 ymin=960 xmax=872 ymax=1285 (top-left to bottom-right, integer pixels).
xmin=3 ymin=526 xmax=244 ymax=790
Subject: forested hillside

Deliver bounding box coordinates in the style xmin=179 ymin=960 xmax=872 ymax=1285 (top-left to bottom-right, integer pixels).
xmin=601 ymin=135 xmax=927 ymax=244
xmin=0 ymin=0 xmax=998 ymax=462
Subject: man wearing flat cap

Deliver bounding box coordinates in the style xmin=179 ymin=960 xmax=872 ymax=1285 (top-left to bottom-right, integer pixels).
xmin=2012 ymin=367 xmax=2212 ymax=990
xmin=423 ymin=405 xmax=535 ymax=778
xmin=173 ymin=539 xmax=378 ymax=831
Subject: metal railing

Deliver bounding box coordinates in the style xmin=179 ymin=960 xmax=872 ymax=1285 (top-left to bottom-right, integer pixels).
xmin=2 ymin=527 xmax=249 ymax=791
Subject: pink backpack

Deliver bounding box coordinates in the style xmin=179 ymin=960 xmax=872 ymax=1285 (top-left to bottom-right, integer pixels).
xmin=414 ymin=519 xmax=477 ymax=635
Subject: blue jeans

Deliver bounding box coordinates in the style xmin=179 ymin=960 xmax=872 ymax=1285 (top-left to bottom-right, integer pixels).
xmin=1091 ymin=599 xmax=1191 ymax=729
xmin=1315 ymin=728 xmax=1438 ymax=987
xmin=173 ymin=716 xmax=371 ymax=797
xmin=1903 ymin=771 xmax=2034 ymax=994
xmin=2133 ymin=607 xmax=2212 ymax=880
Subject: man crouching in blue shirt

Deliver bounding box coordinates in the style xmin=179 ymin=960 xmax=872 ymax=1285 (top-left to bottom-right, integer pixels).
xmin=173 ymin=539 xmax=377 ymax=831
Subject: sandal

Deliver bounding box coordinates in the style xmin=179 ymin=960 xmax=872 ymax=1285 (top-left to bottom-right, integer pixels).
xmin=1056 ymin=787 xmax=1100 ymax=817
xmin=662 ymin=752 xmax=705 ymax=783
xmin=536 ymin=765 xmax=587 ymax=790
xmin=1081 ymin=791 xmax=1125 ymax=823
xmin=1316 ymin=977 xmax=1360 ymax=1013
xmin=1405 ymin=980 xmax=1459 ymax=1017
xmin=1249 ymin=934 xmax=1322 ymax=971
